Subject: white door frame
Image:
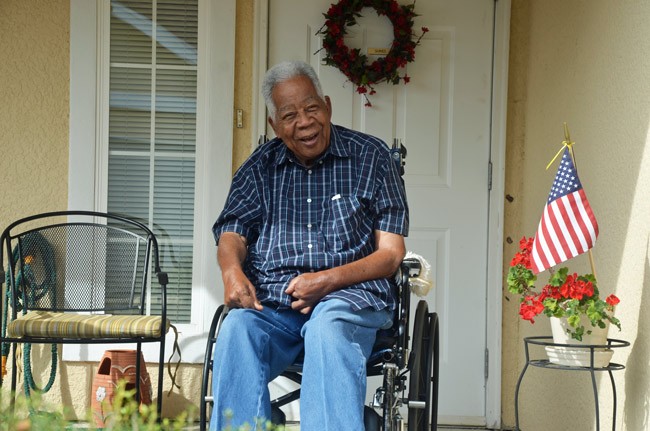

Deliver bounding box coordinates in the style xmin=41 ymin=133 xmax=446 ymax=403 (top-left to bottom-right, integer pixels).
xmin=486 ymin=1 xmax=511 ymax=428
xmin=253 ymin=1 xmax=511 ymax=427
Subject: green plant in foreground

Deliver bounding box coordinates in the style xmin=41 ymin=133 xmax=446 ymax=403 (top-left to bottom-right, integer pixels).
xmin=220 ymin=408 xmax=285 ymax=431
xmin=1 ymin=380 xmax=193 ymax=431
xmin=99 ymin=381 xmax=193 ymax=430
xmin=1 ymin=381 xmax=285 ymax=431
xmin=0 ymin=390 xmax=69 ymax=431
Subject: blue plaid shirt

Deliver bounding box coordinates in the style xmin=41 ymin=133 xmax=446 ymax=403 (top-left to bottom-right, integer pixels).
xmin=213 ymin=125 xmax=409 ymax=311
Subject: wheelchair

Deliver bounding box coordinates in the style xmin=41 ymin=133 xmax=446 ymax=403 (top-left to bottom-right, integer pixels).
xmin=199 ymin=257 xmax=439 ymax=431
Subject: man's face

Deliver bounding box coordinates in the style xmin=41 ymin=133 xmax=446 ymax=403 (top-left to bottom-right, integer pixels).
xmin=268 ymin=75 xmax=332 ymax=167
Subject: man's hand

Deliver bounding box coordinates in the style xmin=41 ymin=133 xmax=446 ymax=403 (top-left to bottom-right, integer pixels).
xmin=285 ymin=272 xmax=330 ymax=314
xmin=218 ymin=232 xmax=263 ymax=310
xmin=222 ymin=268 xmax=263 ymax=310
xmin=285 ymin=230 xmax=406 ymax=314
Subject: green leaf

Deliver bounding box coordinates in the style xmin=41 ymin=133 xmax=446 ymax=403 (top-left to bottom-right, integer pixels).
xmin=548 ymin=267 xmax=568 ymax=287
xmin=567 ymin=314 xmax=580 ymax=328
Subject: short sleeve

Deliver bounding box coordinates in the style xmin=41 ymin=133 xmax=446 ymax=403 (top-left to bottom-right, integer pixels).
xmin=374 ymin=151 xmax=409 ymax=236
xmin=212 ymin=168 xmax=262 ymax=245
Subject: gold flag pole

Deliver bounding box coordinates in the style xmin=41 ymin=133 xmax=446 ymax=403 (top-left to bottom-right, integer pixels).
xmin=561 ymin=122 xmax=598 ymax=279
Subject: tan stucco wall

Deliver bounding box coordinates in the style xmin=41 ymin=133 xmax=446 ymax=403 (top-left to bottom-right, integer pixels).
xmin=0 ymin=0 xmax=77 ymax=416
xmin=0 ymin=0 xmax=69 ymax=226
xmin=502 ymin=1 xmax=650 ymax=429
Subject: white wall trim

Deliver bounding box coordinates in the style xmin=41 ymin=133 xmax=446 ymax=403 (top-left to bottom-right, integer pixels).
xmin=69 ymin=0 xmax=98 ymax=211
xmin=485 ymin=0 xmax=511 ymax=428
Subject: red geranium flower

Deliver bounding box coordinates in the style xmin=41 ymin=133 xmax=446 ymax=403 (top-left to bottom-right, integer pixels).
xmin=506 ymin=236 xmax=622 ymax=341
xmin=606 ymin=294 xmax=620 ymax=306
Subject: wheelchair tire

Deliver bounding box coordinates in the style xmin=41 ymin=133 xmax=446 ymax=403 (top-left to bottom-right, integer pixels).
xmin=407 ymin=300 xmax=438 ymax=431
xmin=200 ymin=305 xmax=229 ymax=431
xmin=429 ymin=312 xmax=440 ymax=431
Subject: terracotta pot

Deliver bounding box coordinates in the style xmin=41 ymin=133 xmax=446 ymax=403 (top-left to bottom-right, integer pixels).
xmin=91 ymin=350 xmax=152 ymax=428
xmin=91 ymin=374 xmax=116 ymax=427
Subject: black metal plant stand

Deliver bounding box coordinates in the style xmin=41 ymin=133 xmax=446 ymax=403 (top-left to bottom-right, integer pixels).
xmin=514 ymin=336 xmax=629 ymax=431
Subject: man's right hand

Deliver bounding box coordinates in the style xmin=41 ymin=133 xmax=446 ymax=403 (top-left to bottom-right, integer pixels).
xmin=217 ymin=232 xmax=263 ymax=310
xmin=222 ymin=269 xmax=263 ymax=310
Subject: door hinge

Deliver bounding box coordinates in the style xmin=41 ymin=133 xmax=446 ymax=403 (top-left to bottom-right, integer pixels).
xmin=487 ymin=161 xmax=493 ymax=191
xmin=484 ymin=348 xmax=489 ymax=380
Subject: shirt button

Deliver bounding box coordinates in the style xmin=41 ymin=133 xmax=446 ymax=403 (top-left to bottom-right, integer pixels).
xmin=307 ymin=169 xmax=312 ymax=174
xmin=307 ymin=224 xmax=312 ymax=229
xmin=307 ymin=244 xmax=313 ymax=249
xmin=307 ymin=198 xmax=312 ymax=203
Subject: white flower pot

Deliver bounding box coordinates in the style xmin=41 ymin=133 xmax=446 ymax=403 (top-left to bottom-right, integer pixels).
xmin=546 ymin=316 xmax=613 ymax=368
xmin=550 ymin=316 xmax=609 ymax=345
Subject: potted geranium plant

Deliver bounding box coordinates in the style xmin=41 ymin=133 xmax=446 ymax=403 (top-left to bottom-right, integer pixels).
xmin=507 ymin=236 xmax=621 ymax=342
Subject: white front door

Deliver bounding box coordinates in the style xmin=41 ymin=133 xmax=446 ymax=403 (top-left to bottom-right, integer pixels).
xmin=266 ymin=0 xmax=498 ymax=426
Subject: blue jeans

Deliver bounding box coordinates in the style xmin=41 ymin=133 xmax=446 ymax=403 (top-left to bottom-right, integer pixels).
xmin=209 ymin=298 xmax=392 ymax=431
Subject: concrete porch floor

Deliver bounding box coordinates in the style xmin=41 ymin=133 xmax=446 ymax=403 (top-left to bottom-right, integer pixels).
xmin=69 ymin=421 xmax=496 ymax=430
xmin=182 ymin=425 xmax=494 ymax=430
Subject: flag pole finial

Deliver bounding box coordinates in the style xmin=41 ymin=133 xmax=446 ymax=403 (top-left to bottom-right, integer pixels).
xmin=563 ymin=122 xmax=571 ymax=143
xmin=545 ymin=122 xmax=575 ymax=170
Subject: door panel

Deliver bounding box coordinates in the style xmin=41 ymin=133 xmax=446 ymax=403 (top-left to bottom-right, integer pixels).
xmin=268 ymin=1 xmax=494 ymax=425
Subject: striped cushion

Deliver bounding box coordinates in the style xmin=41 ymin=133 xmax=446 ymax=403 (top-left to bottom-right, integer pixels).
xmin=7 ymin=311 xmax=169 ymax=339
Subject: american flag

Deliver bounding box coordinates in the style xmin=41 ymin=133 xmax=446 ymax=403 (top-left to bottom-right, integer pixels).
xmin=531 ymin=147 xmax=599 ymax=274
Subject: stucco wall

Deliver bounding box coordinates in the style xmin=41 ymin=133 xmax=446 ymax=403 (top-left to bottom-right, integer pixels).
xmin=0 ymin=0 xmax=69 ymax=226
xmin=0 ymin=0 xmax=79 ymax=416
xmin=502 ymin=1 xmax=650 ymax=429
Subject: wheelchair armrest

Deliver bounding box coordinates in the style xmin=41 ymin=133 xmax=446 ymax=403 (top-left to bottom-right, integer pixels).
xmin=402 ymin=258 xmax=421 ymax=278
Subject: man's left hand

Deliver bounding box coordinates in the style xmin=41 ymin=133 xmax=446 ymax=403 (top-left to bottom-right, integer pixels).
xmin=285 ymin=272 xmax=330 ymax=314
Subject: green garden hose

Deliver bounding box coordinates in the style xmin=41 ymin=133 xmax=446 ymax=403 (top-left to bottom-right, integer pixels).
xmin=1 ymin=231 xmax=58 ymax=398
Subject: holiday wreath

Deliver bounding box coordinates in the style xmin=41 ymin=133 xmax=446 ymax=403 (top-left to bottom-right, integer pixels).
xmin=317 ymin=0 xmax=428 ymax=106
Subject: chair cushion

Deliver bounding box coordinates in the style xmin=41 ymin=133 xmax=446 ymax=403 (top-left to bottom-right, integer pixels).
xmin=7 ymin=311 xmax=169 ymax=339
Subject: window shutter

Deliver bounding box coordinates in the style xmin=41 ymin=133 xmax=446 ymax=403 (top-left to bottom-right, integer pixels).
xmin=108 ymin=0 xmax=198 ymax=323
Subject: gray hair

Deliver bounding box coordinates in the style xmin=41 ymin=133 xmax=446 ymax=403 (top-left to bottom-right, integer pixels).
xmin=262 ymin=61 xmax=325 ymax=120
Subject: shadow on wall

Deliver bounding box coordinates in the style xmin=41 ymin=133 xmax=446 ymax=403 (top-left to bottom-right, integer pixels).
xmin=623 ymin=237 xmax=650 ymax=429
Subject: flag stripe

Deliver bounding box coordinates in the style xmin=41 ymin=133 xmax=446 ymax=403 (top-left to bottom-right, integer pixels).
xmin=545 ymin=205 xmax=568 ymax=262
xmin=575 ymin=189 xmax=598 ymax=244
xmin=562 ymin=193 xmax=589 ymax=252
xmin=532 ymin=206 xmax=556 ymax=272
xmin=567 ymin=194 xmax=591 ymax=248
xmin=550 ymin=198 xmax=579 ymax=257
xmin=531 ymin=212 xmax=549 ymax=272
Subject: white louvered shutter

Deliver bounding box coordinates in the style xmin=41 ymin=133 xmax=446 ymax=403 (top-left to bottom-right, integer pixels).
xmin=107 ymin=0 xmax=198 ymax=322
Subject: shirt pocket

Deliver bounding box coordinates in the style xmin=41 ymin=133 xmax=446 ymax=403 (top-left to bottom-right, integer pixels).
xmin=322 ymin=196 xmax=371 ymax=252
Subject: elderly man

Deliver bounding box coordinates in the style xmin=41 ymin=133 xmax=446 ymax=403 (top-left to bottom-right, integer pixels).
xmin=210 ymin=60 xmax=409 ymax=431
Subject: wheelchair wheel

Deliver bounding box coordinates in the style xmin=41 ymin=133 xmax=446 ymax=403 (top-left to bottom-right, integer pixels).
xmin=407 ymin=300 xmax=438 ymax=431
xmin=200 ymin=305 xmax=229 ymax=431
xmin=429 ymin=312 xmax=440 ymax=431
